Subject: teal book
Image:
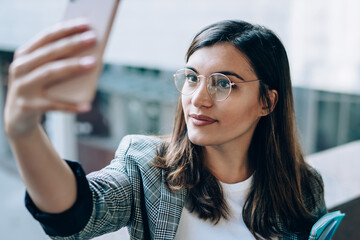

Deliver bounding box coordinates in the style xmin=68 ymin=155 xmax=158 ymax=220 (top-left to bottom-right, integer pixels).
xmin=308 ymin=211 xmax=345 ymax=240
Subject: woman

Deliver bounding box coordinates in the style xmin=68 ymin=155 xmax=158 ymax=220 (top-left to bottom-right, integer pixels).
xmin=4 ymin=19 xmax=327 ymax=239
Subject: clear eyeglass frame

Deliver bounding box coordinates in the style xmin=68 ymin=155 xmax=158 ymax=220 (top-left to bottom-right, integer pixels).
xmin=173 ymin=68 xmax=261 ymax=101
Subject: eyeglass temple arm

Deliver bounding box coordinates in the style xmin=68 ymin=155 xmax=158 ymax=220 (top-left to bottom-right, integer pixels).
xmin=232 ymin=79 xmax=261 ymax=85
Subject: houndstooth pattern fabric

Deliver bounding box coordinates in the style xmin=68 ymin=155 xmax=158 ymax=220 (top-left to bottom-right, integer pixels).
xmin=48 ymin=135 xmax=326 ymax=240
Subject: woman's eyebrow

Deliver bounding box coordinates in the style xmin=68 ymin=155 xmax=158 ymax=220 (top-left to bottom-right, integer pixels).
xmin=184 ymin=67 xmax=245 ymax=81
xmin=217 ymin=71 xmax=245 ymax=81
xmin=184 ymin=66 xmax=199 ymax=74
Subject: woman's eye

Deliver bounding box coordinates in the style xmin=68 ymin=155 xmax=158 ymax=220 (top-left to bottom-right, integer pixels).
xmin=217 ymin=79 xmax=231 ymax=88
xmin=185 ymin=74 xmax=198 ymax=83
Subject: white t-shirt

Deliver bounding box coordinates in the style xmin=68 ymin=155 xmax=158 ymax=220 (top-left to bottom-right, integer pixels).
xmin=174 ymin=175 xmax=256 ymax=240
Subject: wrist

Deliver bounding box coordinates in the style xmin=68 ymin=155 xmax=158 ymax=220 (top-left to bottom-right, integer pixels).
xmin=6 ymin=123 xmax=43 ymax=141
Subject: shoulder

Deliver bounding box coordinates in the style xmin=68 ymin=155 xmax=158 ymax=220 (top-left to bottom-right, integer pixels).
xmin=302 ymin=166 xmax=327 ymax=218
xmin=116 ymin=134 xmax=164 ymax=156
xmin=114 ymin=134 xmax=165 ymax=167
xmin=306 ymin=167 xmax=325 ymax=196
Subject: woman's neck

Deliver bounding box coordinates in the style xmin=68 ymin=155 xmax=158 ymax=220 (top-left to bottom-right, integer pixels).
xmin=203 ymin=139 xmax=253 ymax=184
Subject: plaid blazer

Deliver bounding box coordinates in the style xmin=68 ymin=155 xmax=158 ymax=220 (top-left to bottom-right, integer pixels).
xmin=28 ymin=135 xmax=327 ymax=240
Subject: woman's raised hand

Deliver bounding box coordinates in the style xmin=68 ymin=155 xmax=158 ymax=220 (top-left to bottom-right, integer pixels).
xmin=4 ymin=18 xmax=97 ymax=138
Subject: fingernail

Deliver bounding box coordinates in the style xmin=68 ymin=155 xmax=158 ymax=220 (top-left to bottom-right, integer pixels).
xmin=81 ymin=31 xmax=96 ymax=42
xmin=77 ymin=103 xmax=91 ymax=112
xmin=79 ymin=56 xmax=96 ymax=67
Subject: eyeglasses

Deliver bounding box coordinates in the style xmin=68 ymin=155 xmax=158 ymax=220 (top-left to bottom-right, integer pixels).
xmin=174 ymin=68 xmax=261 ymax=101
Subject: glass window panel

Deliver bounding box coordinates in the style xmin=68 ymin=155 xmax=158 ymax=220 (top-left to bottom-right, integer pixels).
xmin=348 ymin=102 xmax=360 ymax=142
xmin=316 ymin=100 xmax=340 ymax=151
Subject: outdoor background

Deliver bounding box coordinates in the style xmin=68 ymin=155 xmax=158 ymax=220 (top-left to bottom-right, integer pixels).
xmin=0 ymin=0 xmax=359 ymax=239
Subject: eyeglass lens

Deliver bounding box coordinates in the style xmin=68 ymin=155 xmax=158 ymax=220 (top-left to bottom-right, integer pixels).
xmin=174 ymin=69 xmax=232 ymax=101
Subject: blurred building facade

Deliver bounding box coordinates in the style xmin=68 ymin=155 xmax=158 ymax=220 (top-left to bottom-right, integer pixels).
xmin=289 ymin=0 xmax=360 ymax=153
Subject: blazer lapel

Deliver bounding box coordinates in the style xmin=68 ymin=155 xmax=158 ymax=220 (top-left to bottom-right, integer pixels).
xmin=153 ymin=181 xmax=187 ymax=240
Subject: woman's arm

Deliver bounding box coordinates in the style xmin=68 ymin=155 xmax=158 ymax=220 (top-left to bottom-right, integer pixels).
xmin=7 ymin=125 xmax=79 ymax=213
xmin=4 ymin=18 xmax=96 ymax=214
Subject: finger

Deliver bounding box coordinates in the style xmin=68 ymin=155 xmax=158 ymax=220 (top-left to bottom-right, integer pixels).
xmin=21 ymin=97 xmax=92 ymax=114
xmin=20 ymin=56 xmax=97 ymax=90
xmin=10 ymin=30 xmax=96 ymax=78
xmin=15 ymin=18 xmax=91 ymax=59
xmin=44 ymin=101 xmax=92 ymax=113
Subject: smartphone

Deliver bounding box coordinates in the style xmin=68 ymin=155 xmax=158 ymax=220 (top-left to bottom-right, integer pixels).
xmin=46 ymin=0 xmax=120 ymax=103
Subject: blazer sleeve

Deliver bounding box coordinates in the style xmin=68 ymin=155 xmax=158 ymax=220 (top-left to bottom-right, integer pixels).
xmin=25 ymin=160 xmax=93 ymax=237
xmin=278 ymin=168 xmax=328 ymax=240
xmin=25 ymin=138 xmax=134 ymax=240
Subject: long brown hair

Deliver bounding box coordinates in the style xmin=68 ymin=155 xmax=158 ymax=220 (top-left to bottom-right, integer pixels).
xmin=155 ymin=20 xmax=323 ymax=239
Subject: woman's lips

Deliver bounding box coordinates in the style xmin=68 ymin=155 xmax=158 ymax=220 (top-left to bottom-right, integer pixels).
xmin=189 ymin=114 xmax=217 ymax=126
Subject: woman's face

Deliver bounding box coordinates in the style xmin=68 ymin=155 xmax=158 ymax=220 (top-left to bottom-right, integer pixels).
xmin=182 ymin=42 xmax=265 ymax=147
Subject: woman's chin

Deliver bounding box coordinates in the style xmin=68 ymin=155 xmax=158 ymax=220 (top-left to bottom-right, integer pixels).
xmin=188 ymin=134 xmax=216 ymax=147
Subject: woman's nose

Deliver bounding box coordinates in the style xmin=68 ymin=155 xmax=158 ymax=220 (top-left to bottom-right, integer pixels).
xmin=191 ymin=77 xmax=213 ymax=108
